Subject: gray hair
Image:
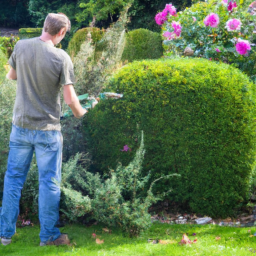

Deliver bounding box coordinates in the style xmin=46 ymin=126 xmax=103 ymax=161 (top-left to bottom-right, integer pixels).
xmin=43 ymin=13 xmax=71 ymax=36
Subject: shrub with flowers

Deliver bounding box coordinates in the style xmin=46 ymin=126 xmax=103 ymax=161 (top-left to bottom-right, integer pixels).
xmin=156 ymin=0 xmax=256 ymax=82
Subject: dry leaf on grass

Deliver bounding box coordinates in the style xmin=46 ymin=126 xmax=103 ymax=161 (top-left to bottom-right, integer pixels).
xmin=179 ymin=234 xmax=197 ymax=245
xmin=215 ymin=236 xmax=221 ymax=241
xmin=96 ymin=238 xmax=104 ymax=244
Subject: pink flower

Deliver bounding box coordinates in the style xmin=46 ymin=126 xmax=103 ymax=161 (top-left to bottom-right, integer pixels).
xmin=235 ymin=39 xmax=251 ymax=55
xmin=204 ymin=13 xmax=220 ymax=28
xmin=163 ymin=31 xmax=175 ymax=40
xmin=162 ymin=4 xmax=177 ymax=16
xmin=192 ymin=16 xmax=197 ymax=22
xmin=227 ymin=1 xmax=237 ymax=11
xmin=172 ymin=21 xmax=182 ymax=37
xmin=155 ymin=12 xmax=167 ymax=25
xmin=216 ymin=48 xmax=221 ymax=52
xmin=222 ymin=0 xmax=228 ymax=4
xmin=225 ymin=19 xmax=241 ymax=31
xmin=120 ymin=145 xmax=131 ymax=152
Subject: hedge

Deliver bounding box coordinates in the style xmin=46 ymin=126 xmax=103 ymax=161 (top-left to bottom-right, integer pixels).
xmin=121 ymin=28 xmax=163 ymax=62
xmin=19 ymin=28 xmax=43 ymax=39
xmin=84 ymin=58 xmax=256 ymax=217
xmin=67 ymin=27 xmax=105 ymax=61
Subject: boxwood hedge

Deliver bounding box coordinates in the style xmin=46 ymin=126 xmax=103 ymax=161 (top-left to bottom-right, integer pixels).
xmin=121 ymin=28 xmax=163 ymax=62
xmin=84 ymin=58 xmax=256 ymax=217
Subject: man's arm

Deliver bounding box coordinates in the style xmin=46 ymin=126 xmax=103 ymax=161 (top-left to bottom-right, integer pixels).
xmin=63 ymin=84 xmax=87 ymax=118
xmin=6 ymin=67 xmax=17 ymax=80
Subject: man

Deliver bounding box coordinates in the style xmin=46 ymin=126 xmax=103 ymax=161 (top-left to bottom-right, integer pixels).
xmin=0 ymin=13 xmax=91 ymax=246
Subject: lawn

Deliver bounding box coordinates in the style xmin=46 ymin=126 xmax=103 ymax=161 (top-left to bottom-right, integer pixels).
xmin=1 ymin=223 xmax=256 ymax=256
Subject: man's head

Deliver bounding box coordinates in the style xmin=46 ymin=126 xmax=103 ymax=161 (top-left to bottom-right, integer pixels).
xmin=43 ymin=13 xmax=71 ymax=36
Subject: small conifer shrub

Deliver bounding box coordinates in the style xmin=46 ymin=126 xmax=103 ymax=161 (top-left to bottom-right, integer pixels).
xmin=67 ymin=27 xmax=105 ymax=61
xmin=84 ymin=58 xmax=256 ymax=217
xmin=61 ymin=132 xmax=174 ymax=236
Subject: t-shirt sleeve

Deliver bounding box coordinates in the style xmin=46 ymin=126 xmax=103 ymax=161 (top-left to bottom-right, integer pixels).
xmin=8 ymin=44 xmax=17 ymax=70
xmin=60 ymin=54 xmax=76 ymax=86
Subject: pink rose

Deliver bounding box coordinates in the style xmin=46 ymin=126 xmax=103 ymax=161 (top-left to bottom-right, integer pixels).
xmin=204 ymin=13 xmax=219 ymax=28
xmin=155 ymin=12 xmax=167 ymax=25
xmin=235 ymin=39 xmax=251 ymax=55
xmin=216 ymin=48 xmax=221 ymax=52
xmin=163 ymin=31 xmax=175 ymax=40
xmin=225 ymin=19 xmax=241 ymax=31
xmin=172 ymin=21 xmax=182 ymax=37
xmin=163 ymin=4 xmax=177 ymax=16
xmin=192 ymin=16 xmax=197 ymax=22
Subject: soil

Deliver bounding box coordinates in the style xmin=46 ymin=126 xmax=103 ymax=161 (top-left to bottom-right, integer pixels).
xmin=0 ymin=28 xmax=19 ymax=37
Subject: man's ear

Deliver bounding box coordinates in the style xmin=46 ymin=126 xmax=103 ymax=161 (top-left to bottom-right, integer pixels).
xmin=59 ymin=27 xmax=66 ymax=36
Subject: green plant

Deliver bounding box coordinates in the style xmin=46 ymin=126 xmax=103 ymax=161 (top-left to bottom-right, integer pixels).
xmin=73 ymin=4 xmax=130 ymax=96
xmin=121 ymin=28 xmax=163 ymax=62
xmin=0 ymin=36 xmax=20 ymax=58
xmin=84 ymin=58 xmax=256 ymax=218
xmin=160 ymin=0 xmax=256 ymax=82
xmin=19 ymin=28 xmax=43 ymax=39
xmin=61 ymin=132 xmax=174 ymax=236
xmin=67 ymin=27 xmax=105 ymax=61
xmin=0 ymin=78 xmax=16 ymax=200
xmin=0 ymin=49 xmax=8 ymax=82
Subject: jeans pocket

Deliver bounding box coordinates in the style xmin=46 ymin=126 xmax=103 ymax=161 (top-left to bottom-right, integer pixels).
xmin=45 ymin=131 xmax=61 ymax=152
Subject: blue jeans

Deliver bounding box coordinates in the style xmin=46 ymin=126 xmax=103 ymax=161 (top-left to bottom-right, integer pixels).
xmin=0 ymin=124 xmax=62 ymax=242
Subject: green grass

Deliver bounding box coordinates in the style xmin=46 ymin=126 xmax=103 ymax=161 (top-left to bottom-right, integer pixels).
xmin=1 ymin=223 xmax=256 ymax=255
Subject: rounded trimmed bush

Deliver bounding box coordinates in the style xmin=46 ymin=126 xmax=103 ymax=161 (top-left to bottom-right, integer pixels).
xmin=67 ymin=27 xmax=105 ymax=61
xmin=121 ymin=28 xmax=163 ymax=62
xmin=84 ymin=58 xmax=256 ymax=217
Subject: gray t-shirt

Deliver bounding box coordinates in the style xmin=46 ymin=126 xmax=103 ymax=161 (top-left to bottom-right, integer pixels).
xmin=9 ymin=37 xmax=75 ymax=131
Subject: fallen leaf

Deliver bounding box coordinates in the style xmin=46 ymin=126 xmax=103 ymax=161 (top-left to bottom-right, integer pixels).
xmin=248 ymin=230 xmax=251 ymax=233
xmin=180 ymin=234 xmax=197 ymax=245
xmin=215 ymin=236 xmax=221 ymax=241
xmin=96 ymin=238 xmax=104 ymax=244
xmin=159 ymin=239 xmax=176 ymax=244
xmin=249 ymin=235 xmax=254 ymax=237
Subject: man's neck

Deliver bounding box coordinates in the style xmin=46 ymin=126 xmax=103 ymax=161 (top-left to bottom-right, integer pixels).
xmin=39 ymin=32 xmax=55 ymax=46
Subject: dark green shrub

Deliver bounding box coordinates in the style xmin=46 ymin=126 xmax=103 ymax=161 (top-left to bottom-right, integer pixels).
xmin=19 ymin=28 xmax=43 ymax=39
xmin=84 ymin=58 xmax=256 ymax=218
xmin=67 ymin=27 xmax=105 ymax=61
xmin=121 ymin=28 xmax=163 ymax=62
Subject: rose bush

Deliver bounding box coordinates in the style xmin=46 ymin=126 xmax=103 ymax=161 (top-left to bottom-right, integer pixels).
xmin=156 ymin=0 xmax=256 ymax=82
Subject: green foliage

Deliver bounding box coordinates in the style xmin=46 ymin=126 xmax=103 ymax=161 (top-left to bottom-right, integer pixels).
xmin=19 ymin=28 xmax=42 ymax=39
xmin=67 ymin=27 xmax=105 ymax=61
xmin=84 ymin=58 xmax=256 ymax=218
xmin=0 ymin=36 xmax=20 ymax=58
xmin=73 ymin=5 xmax=130 ymax=96
xmin=61 ymin=132 xmax=174 ymax=236
xmin=0 ymin=79 xmax=16 ymax=198
xmin=0 ymin=0 xmax=31 ymax=27
xmin=128 ymin=0 xmax=192 ymax=32
xmin=77 ymin=0 xmax=132 ymax=24
xmin=162 ymin=0 xmax=256 ymax=81
xmin=0 ymin=49 xmax=8 ymax=83
xmin=122 ymin=28 xmax=163 ymax=62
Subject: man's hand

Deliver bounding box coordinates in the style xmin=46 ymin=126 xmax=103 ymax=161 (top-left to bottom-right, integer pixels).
xmin=6 ymin=67 xmax=17 ymax=80
xmin=63 ymin=84 xmax=87 ymax=118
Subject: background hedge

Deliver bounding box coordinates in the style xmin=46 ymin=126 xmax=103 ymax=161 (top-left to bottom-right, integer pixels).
xmin=121 ymin=28 xmax=163 ymax=62
xmin=84 ymin=58 xmax=256 ymax=217
xmin=19 ymin=28 xmax=43 ymax=39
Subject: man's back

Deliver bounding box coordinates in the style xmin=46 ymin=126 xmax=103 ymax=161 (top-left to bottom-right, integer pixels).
xmin=9 ymin=37 xmax=74 ymax=131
